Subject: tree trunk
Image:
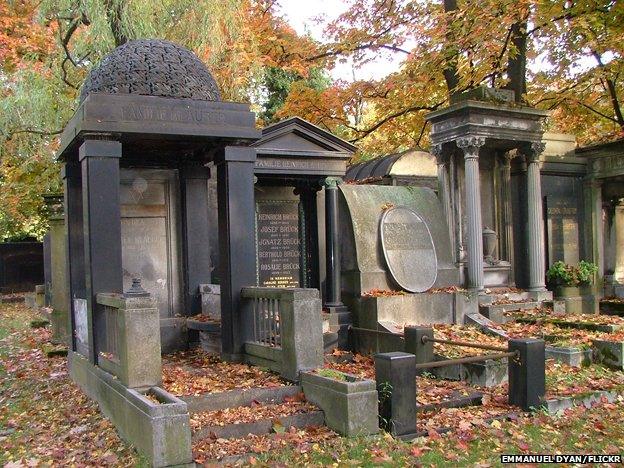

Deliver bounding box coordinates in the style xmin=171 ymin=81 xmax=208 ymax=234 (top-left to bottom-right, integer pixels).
xmin=505 ymin=21 xmax=527 ymax=103
xmin=104 ymin=0 xmax=127 ymax=47
xmin=442 ymin=0 xmax=460 ymax=93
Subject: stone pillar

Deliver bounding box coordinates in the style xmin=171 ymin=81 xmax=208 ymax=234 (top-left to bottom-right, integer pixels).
xmin=508 ymin=338 xmax=545 ymax=411
xmin=181 ymin=165 xmax=212 ymax=314
xmin=80 ymin=139 xmax=124 ymax=364
xmin=374 ymin=352 xmax=417 ymax=438
xmin=500 ymin=154 xmax=515 ymax=282
xmin=523 ymin=142 xmax=548 ymax=297
xmin=615 ymin=199 xmax=624 ymax=286
xmin=43 ymin=194 xmax=70 ymax=345
xmin=432 ymin=144 xmax=455 ymax=260
xmin=324 ymin=177 xmax=345 ymax=311
xmin=62 ymin=162 xmax=86 ymax=355
xmin=457 ymin=136 xmax=486 ymax=292
xmin=216 ymin=146 xmax=257 ymax=361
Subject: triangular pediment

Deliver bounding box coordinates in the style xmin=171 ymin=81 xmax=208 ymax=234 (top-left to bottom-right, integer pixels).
xmin=253 ymin=117 xmax=356 ymax=156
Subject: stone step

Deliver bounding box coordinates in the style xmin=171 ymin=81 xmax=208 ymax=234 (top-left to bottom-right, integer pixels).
xmin=600 ymin=300 xmax=624 ymax=317
xmin=479 ymin=301 xmax=540 ymax=323
xmin=181 ymin=385 xmax=302 ymax=413
xmin=191 ymin=410 xmax=325 ymax=442
xmin=416 ymin=392 xmax=483 ymax=413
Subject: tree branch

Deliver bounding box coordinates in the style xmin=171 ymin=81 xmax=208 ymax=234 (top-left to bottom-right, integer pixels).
xmin=349 ymin=101 xmax=443 ymax=143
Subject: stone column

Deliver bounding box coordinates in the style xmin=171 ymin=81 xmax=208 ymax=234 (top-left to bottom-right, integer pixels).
xmin=80 ymin=139 xmax=124 ymax=364
xmin=324 ymin=177 xmax=344 ymax=310
xmin=591 ymin=181 xmax=605 ymax=283
xmin=457 ymin=136 xmax=486 ymax=292
xmin=432 ymin=144 xmax=455 ymax=259
xmin=615 ymin=199 xmax=624 ymax=285
xmin=500 ymin=152 xmax=515 ymax=283
xmin=523 ymin=142 xmax=548 ymax=296
xmin=62 ymin=162 xmax=86 ymax=355
xmin=181 ymin=165 xmax=212 ymax=314
xmin=216 ymin=146 xmax=257 ymax=361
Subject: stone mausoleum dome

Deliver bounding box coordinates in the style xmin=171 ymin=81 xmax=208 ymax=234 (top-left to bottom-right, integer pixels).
xmin=79 ymin=39 xmax=221 ymax=103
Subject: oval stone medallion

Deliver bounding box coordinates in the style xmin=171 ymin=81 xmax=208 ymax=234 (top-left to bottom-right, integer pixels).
xmin=380 ymin=206 xmax=438 ymax=293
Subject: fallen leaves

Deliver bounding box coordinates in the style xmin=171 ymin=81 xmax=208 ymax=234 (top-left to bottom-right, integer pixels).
xmin=190 ymin=399 xmax=316 ymax=430
xmin=161 ymin=349 xmax=286 ymax=396
xmin=0 ymin=302 xmax=139 ymax=466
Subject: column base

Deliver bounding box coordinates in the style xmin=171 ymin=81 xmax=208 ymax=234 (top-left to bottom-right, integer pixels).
xmin=324 ymin=308 xmax=351 ymax=350
xmin=527 ymin=289 xmax=553 ymax=301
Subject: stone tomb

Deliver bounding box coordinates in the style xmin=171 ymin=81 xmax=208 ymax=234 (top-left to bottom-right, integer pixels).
xmin=339 ymin=184 xmax=477 ymax=353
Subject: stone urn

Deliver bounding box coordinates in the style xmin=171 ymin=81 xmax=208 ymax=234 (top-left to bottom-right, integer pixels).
xmin=482 ymin=227 xmax=498 ymax=263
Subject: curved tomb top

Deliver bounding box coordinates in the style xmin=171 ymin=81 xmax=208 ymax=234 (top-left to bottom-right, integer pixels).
xmin=79 ymin=39 xmax=221 ymax=103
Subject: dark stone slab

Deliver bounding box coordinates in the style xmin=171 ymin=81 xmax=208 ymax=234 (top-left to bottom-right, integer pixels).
xmin=256 ymin=200 xmax=301 ymax=288
xmin=508 ymin=339 xmax=546 ymax=411
xmin=380 ymin=207 xmax=437 ymax=293
xmin=374 ymin=352 xmax=417 ymax=437
xmin=0 ymin=242 xmax=44 ymax=293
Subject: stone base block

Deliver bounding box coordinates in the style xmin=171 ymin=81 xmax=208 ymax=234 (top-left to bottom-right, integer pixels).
xmin=50 ymin=308 xmax=70 ymax=345
xmin=557 ymin=295 xmax=598 ymax=314
xmin=355 ymin=292 xmax=478 ymax=331
xmin=431 ymin=356 xmax=508 ymax=387
xmin=69 ymin=352 xmax=192 ymax=467
xmin=461 ymin=359 xmax=508 ymax=387
xmin=545 ymin=346 xmax=592 ymax=367
xmin=160 ymin=317 xmax=188 ymax=354
xmin=301 ymin=371 xmax=378 ymax=437
xmin=200 ymin=284 xmax=221 ymax=320
xmin=592 ymin=340 xmax=624 ymax=370
xmin=528 ymin=290 xmax=553 ymax=302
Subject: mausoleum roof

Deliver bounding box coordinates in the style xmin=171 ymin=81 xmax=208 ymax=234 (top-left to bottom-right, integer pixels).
xmin=79 ymin=39 xmax=221 ymax=103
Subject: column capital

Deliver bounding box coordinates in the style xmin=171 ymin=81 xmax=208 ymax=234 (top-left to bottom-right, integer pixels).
xmin=521 ymin=141 xmax=546 ymax=163
xmin=430 ymin=144 xmax=447 ymax=165
xmin=324 ymin=176 xmax=343 ymax=188
xmin=215 ymin=146 xmax=256 ymax=164
xmin=456 ymin=136 xmax=486 ymax=159
xmin=78 ymin=139 xmax=122 ymax=161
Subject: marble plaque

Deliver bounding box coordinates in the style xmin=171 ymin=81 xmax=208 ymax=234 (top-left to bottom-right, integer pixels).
xmin=380 ymin=206 xmax=438 ymax=292
xmin=73 ymin=298 xmax=89 ymax=357
xmin=121 ymin=216 xmax=169 ymax=317
xmin=256 ymin=201 xmax=301 ymax=288
xmin=546 ymin=197 xmax=579 ymax=265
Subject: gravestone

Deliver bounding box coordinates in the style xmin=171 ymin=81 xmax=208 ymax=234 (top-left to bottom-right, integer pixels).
xmin=380 ymin=207 xmax=437 ymax=292
xmin=339 ymin=185 xmax=474 ymax=339
xmin=120 ymin=171 xmax=181 ymax=318
xmin=256 ymin=200 xmax=301 ymax=288
xmin=545 ymin=196 xmax=579 ymax=265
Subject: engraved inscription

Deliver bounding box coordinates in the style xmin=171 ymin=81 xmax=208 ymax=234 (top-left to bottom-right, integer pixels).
xmin=256 ymin=201 xmax=301 ymax=288
xmin=546 ymin=197 xmax=579 ymax=265
xmin=122 ymin=104 xmax=227 ymax=125
xmin=121 ymin=216 xmax=170 ymax=317
xmin=380 ymin=207 xmax=438 ymax=293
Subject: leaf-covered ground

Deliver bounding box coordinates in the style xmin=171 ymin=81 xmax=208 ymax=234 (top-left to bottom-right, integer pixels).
xmin=3 ymin=300 xmax=624 ymax=466
xmin=162 ymin=349 xmax=286 ymax=396
xmin=259 ymin=398 xmax=624 ymax=466
xmin=0 ymin=302 xmax=143 ymax=467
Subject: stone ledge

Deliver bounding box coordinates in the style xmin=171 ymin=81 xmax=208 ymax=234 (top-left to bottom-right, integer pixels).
xmin=181 ymin=385 xmax=301 ymax=413
xmin=543 ymin=388 xmax=622 ymax=414
xmin=192 ymin=411 xmax=324 ymax=442
xmin=68 ymin=351 xmax=192 ymax=467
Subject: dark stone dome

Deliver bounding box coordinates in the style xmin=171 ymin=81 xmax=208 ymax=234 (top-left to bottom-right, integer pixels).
xmin=79 ymin=39 xmax=221 ymax=103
